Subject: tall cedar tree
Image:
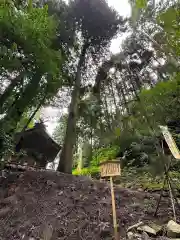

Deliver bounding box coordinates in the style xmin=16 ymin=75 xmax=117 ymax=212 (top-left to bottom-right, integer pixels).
xmin=56 ymin=0 xmax=123 ymax=173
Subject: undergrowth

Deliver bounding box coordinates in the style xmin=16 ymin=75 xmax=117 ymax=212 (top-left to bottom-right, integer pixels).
xmin=72 ymin=166 xmax=180 ymax=191
xmin=72 ymin=166 xmax=100 ymax=179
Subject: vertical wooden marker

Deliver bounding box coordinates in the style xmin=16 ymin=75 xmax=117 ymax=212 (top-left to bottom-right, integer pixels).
xmin=110 ymin=176 xmax=119 ymax=240
xmin=100 ymin=160 xmax=121 ymax=240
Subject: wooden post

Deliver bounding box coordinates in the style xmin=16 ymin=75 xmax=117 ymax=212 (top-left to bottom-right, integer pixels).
xmin=99 ymin=160 xmax=121 ymax=239
xmin=167 ymin=176 xmax=176 ymax=222
xmin=110 ymin=176 xmax=119 ymax=240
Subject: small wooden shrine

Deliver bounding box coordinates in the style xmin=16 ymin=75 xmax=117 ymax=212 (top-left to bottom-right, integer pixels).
xmin=10 ymin=122 xmax=61 ymax=168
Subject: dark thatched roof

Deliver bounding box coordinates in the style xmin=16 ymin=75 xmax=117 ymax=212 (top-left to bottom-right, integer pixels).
xmin=14 ymin=123 xmax=61 ymax=162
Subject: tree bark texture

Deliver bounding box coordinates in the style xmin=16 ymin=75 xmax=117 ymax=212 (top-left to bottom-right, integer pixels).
xmin=0 ymin=72 xmax=24 ymax=114
xmin=1 ymin=72 xmax=42 ymax=133
xmin=58 ymin=43 xmax=88 ymax=173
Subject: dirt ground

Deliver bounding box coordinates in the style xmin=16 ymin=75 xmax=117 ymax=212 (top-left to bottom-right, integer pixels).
xmin=0 ymin=170 xmax=179 ymax=240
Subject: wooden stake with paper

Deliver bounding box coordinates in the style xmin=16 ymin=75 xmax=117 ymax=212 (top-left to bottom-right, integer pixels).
xmin=100 ymin=160 xmax=121 ymax=240
xmin=159 ymin=125 xmax=180 ymax=160
xmin=154 ymin=126 xmax=180 ymax=219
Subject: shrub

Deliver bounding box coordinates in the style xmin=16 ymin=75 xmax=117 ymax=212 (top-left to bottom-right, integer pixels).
xmin=72 ymin=166 xmax=100 ymax=179
xmin=91 ymin=145 xmax=120 ymax=166
xmin=0 ymin=128 xmax=14 ymax=160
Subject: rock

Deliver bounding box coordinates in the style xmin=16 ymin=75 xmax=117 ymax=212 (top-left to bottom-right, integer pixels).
xmin=99 ymin=222 xmax=111 ymax=238
xmin=46 ymin=180 xmax=57 ymax=187
xmin=99 ymin=228 xmax=111 ymax=238
xmin=42 ymin=224 xmax=53 ymax=240
xmin=21 ymin=235 xmax=35 ymax=240
xmin=131 ymin=202 xmax=141 ymax=209
xmin=149 ymin=223 xmax=163 ymax=235
xmin=0 ymin=207 xmax=11 ymax=218
xmin=127 ymin=231 xmax=134 ymax=239
xmin=99 ymin=198 xmax=110 ymax=206
xmin=56 ymin=228 xmax=65 ymax=237
xmin=137 ymin=225 xmax=157 ymax=236
xmin=141 ymin=231 xmax=150 ymax=240
xmin=19 ymin=174 xmax=24 ymax=179
xmin=127 ymin=222 xmax=144 ymax=232
xmin=127 ymin=232 xmax=144 ymax=240
xmin=166 ymin=220 xmax=180 ymax=238
xmin=1 ymin=195 xmax=18 ymax=205
xmin=157 ymin=238 xmax=171 ymax=240
xmin=58 ymin=191 xmax=63 ymax=196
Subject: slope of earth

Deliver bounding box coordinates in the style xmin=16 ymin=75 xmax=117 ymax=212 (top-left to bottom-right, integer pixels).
xmin=0 ymin=170 xmax=179 ymax=240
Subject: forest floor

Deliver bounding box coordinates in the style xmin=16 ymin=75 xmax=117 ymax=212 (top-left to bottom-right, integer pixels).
xmin=0 ymin=169 xmax=180 ymax=240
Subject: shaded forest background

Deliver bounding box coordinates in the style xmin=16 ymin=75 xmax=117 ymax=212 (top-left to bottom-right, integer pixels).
xmin=0 ymin=0 xmax=179 ymax=189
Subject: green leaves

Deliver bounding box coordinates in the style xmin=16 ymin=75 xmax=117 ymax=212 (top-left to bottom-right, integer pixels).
xmin=130 ymin=0 xmax=147 ymax=27
xmin=115 ymin=127 xmax=121 ymax=137
xmin=53 ymin=114 xmax=68 ymax=145
xmin=0 ymin=2 xmax=65 ymax=144
xmin=72 ymin=166 xmax=100 ymax=178
xmin=157 ymin=6 xmax=180 ymax=56
xmin=139 ymin=75 xmax=180 ymax=125
xmin=158 ymin=7 xmax=177 ymax=29
xmin=91 ymin=145 xmax=120 ymax=166
xmin=136 ymin=0 xmax=147 ymax=9
xmin=0 ymin=3 xmax=61 ymax=75
xmin=0 ymin=127 xmax=14 ymax=160
xmin=117 ymin=74 xmax=180 ymax=169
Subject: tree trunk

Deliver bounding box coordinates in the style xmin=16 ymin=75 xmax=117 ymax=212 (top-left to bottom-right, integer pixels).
xmin=15 ymin=92 xmax=46 ymax=149
xmin=90 ymin=116 xmax=93 ymax=164
xmin=103 ymin=93 xmax=110 ymax=129
xmin=58 ymin=43 xmax=88 ymax=173
xmin=1 ymin=72 xmax=42 ymax=133
xmin=0 ymin=72 xmax=24 ymax=113
xmin=77 ymin=141 xmax=83 ymax=170
xmin=21 ymin=87 xmax=47 ymax=132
